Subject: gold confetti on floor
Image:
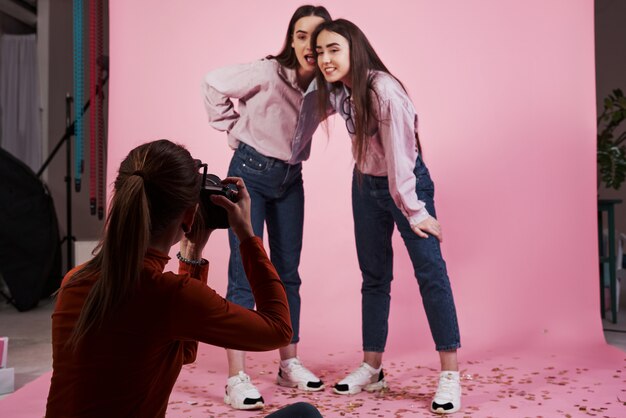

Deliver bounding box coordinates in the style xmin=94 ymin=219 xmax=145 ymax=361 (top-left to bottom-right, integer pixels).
xmin=164 ymin=345 xmax=626 ymax=417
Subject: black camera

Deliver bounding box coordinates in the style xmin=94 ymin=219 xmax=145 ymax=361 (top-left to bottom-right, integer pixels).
xmin=198 ymin=163 xmax=237 ymax=229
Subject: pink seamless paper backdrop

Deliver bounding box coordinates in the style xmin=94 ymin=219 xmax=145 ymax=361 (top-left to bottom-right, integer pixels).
xmin=107 ymin=0 xmax=601 ymax=353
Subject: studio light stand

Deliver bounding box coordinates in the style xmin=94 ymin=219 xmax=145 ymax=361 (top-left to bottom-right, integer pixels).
xmin=36 ymin=67 xmax=108 ymax=272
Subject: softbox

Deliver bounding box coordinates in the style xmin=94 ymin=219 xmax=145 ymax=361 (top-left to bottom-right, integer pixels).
xmin=0 ymin=148 xmax=62 ymax=311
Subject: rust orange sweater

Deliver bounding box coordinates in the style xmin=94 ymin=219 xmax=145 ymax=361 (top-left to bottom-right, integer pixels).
xmin=45 ymin=237 xmax=292 ymax=418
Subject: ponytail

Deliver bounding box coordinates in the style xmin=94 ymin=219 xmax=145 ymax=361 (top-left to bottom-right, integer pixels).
xmin=66 ymin=175 xmax=150 ymax=349
xmin=64 ymin=140 xmax=200 ymax=349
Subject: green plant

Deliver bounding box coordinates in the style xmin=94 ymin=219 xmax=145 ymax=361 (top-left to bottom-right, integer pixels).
xmin=597 ymin=88 xmax=626 ymax=190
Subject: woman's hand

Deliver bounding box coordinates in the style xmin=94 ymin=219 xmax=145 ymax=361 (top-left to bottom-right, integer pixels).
xmin=180 ymin=216 xmax=213 ymax=261
xmin=410 ymin=215 xmax=443 ymax=242
xmin=210 ymin=177 xmax=255 ymax=242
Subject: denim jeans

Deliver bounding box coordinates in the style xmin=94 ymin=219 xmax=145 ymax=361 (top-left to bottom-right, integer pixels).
xmin=226 ymin=143 xmax=304 ymax=343
xmin=352 ymin=156 xmax=461 ymax=352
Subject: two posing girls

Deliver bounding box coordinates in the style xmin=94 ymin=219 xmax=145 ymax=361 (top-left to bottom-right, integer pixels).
xmin=203 ymin=6 xmax=462 ymax=415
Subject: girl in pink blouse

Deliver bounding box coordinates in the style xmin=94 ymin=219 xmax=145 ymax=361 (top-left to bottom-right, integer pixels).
xmin=313 ymin=19 xmax=462 ymax=414
xmin=202 ymin=5 xmax=331 ymax=410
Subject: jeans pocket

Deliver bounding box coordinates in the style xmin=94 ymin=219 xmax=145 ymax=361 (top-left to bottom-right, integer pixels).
xmin=238 ymin=150 xmax=269 ymax=173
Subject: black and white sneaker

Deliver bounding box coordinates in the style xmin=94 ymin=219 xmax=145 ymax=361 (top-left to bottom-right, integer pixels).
xmin=431 ymin=371 xmax=461 ymax=414
xmin=223 ymin=371 xmax=264 ymax=410
xmin=276 ymin=357 xmax=325 ymax=391
xmin=333 ymin=362 xmax=387 ymax=395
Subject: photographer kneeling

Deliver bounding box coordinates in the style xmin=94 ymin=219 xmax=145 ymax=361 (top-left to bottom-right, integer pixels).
xmin=45 ymin=139 xmax=318 ymax=417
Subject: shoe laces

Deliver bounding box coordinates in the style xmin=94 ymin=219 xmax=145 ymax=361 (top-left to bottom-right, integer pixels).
xmin=283 ymin=359 xmax=317 ymax=380
xmin=283 ymin=358 xmax=304 ymax=371
xmin=435 ymin=373 xmax=459 ymax=400
xmin=343 ymin=363 xmax=377 ymax=384
xmin=230 ymin=371 xmax=257 ymax=393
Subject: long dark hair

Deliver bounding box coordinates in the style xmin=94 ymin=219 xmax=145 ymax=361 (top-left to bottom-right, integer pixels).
xmin=266 ymin=5 xmax=332 ymax=68
xmin=312 ymin=19 xmax=422 ymax=166
xmin=64 ymin=139 xmax=201 ymax=348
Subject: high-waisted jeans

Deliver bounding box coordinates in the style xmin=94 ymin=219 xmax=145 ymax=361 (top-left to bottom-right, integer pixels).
xmin=226 ymin=143 xmax=304 ymax=344
xmin=352 ymin=156 xmax=461 ymax=352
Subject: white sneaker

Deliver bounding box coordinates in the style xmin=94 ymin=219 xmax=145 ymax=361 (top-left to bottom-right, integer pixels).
xmin=276 ymin=357 xmax=325 ymax=391
xmin=431 ymin=371 xmax=461 ymax=414
xmin=333 ymin=362 xmax=387 ymax=395
xmin=223 ymin=371 xmax=264 ymax=410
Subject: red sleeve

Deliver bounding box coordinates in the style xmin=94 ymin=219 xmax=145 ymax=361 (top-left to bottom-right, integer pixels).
xmin=177 ymin=258 xmax=209 ymax=285
xmin=167 ymin=237 xmax=292 ymax=351
xmin=175 ymin=256 xmax=208 ymax=363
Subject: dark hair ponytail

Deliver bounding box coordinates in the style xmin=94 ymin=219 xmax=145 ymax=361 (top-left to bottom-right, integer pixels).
xmin=65 ymin=140 xmax=201 ymax=349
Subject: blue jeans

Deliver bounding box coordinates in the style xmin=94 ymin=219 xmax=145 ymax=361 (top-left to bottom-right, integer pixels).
xmin=226 ymin=143 xmax=304 ymax=344
xmin=352 ymin=156 xmax=461 ymax=352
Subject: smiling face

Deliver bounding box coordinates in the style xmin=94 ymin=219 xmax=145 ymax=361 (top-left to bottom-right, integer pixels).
xmin=315 ymin=29 xmax=352 ymax=87
xmin=292 ymin=15 xmax=327 ymax=77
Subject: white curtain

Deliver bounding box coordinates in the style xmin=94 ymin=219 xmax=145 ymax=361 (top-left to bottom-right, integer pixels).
xmin=0 ymin=34 xmax=42 ymax=173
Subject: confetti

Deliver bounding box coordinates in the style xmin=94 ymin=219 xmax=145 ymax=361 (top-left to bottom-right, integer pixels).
xmin=162 ymin=350 xmax=626 ymax=417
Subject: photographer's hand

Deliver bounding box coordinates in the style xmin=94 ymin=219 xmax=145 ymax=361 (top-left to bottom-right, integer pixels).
xmin=180 ymin=207 xmax=213 ymax=261
xmin=410 ymin=215 xmax=443 ymax=242
xmin=210 ymin=177 xmax=254 ymax=242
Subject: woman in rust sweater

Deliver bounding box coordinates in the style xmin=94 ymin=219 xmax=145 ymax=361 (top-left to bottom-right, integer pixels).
xmin=45 ymin=139 xmax=293 ymax=417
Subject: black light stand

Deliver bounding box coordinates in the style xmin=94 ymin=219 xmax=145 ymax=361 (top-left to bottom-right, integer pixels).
xmin=36 ymin=65 xmax=108 ymax=272
xmin=64 ymin=94 xmax=74 ymax=270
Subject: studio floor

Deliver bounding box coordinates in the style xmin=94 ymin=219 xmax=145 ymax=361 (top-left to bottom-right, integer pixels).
xmin=1 ymin=287 xmax=626 ymax=417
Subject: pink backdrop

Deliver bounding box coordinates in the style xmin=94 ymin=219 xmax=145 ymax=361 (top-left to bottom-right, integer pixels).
xmin=107 ymin=0 xmax=601 ymax=356
xmin=5 ymin=1 xmax=626 ymax=417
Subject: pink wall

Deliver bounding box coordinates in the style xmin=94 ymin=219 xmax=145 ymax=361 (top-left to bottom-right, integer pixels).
xmin=108 ymin=0 xmax=599 ymax=355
